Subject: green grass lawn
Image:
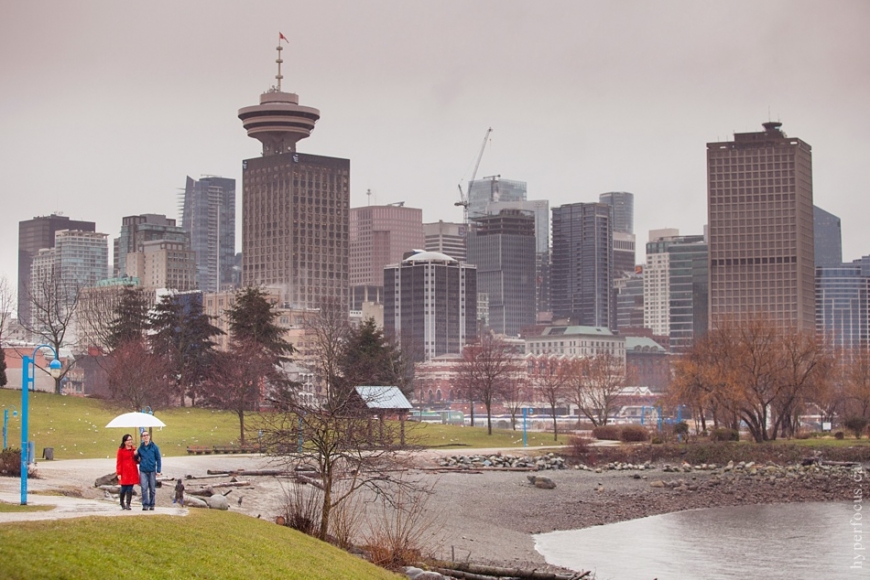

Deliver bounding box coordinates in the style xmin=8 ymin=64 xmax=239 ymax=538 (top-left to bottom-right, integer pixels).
xmin=409 ymin=421 xmax=568 ymax=449
xmin=0 ymin=502 xmax=52 ymax=513
xmin=0 ymin=509 xmax=401 ymax=580
xmin=0 ymin=389 xmax=244 ymax=460
xmin=1 ymin=389 xmax=568 ymax=460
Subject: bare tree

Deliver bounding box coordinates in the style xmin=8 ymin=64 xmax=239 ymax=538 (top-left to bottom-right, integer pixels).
xmin=0 ymin=276 xmax=13 ymax=387
xmin=501 ymin=371 xmax=528 ymax=431
xmin=259 ymin=389 xmax=418 ymax=542
xmin=456 ymin=333 xmax=519 ymax=435
xmin=22 ymin=268 xmax=80 ymax=394
xmin=845 ymin=347 xmax=870 ymax=419
xmin=304 ymin=297 xmax=351 ymax=404
xmin=104 ymin=338 xmax=173 ymax=410
xmin=531 ymin=355 xmax=569 ymax=440
xmin=566 ymin=353 xmax=626 ymax=427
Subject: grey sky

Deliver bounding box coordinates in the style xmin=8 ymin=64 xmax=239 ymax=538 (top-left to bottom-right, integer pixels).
xmin=2 ymin=1 xmax=868 ymax=301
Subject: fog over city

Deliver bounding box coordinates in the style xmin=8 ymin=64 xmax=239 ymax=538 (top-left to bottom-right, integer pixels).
xmin=2 ymin=0 xmax=868 ymax=295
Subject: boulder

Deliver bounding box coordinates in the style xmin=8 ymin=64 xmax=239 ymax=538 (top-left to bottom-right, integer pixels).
xmin=184 ymin=494 xmax=209 ymax=509
xmin=206 ymin=494 xmax=230 ymax=510
xmin=94 ymin=472 xmax=118 ymax=487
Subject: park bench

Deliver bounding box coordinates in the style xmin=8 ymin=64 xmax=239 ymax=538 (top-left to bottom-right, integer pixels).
xmin=186 ymin=445 xmax=213 ymax=455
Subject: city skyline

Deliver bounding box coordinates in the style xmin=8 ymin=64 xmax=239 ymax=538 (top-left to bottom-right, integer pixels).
xmin=2 ymin=1 xmax=869 ymax=300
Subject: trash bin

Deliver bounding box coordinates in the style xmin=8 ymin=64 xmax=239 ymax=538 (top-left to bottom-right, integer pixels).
xmin=42 ymin=447 xmax=54 ymax=460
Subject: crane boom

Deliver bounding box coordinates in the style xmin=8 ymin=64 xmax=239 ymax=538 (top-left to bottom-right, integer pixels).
xmin=455 ymin=127 xmax=492 ymax=223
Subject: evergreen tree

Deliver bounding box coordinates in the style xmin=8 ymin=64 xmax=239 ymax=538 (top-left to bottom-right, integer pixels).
xmin=226 ymin=287 xmax=294 ymax=358
xmin=148 ymin=293 xmax=223 ymax=406
xmin=106 ymin=286 xmax=150 ymax=350
xmin=339 ymin=318 xmax=411 ymax=395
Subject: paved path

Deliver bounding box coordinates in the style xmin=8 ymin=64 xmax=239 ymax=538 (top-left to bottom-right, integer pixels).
xmin=0 ymin=492 xmax=188 ymax=523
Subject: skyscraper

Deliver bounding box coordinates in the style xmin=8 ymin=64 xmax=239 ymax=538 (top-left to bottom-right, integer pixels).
xmin=467 ymin=210 xmax=536 ymax=336
xmin=813 ymin=205 xmax=842 ymax=268
xmin=349 ymin=204 xmax=424 ymax=310
xmin=815 ymin=257 xmax=870 ymax=352
xmin=181 ymin=176 xmax=236 ymax=293
xmin=18 ymin=214 xmax=96 ymax=327
xmin=238 ymin=40 xmax=349 ymax=310
xmin=113 ymin=214 xmax=189 ymax=278
xmin=707 ymin=122 xmax=815 ymax=331
xmin=551 ymin=202 xmax=613 ymax=327
xmin=467 ymin=176 xmax=526 ymax=220
xmin=384 ymin=251 xmax=477 ymax=362
xmin=423 ymin=221 xmax=467 ymax=263
xmin=599 ymin=191 xmax=634 ymax=234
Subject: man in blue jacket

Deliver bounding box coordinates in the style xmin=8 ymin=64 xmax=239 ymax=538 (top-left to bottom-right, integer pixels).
xmin=136 ymin=431 xmax=162 ymax=511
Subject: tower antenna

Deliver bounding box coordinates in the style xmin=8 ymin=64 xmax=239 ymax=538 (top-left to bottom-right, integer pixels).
xmin=276 ymin=32 xmax=289 ymax=91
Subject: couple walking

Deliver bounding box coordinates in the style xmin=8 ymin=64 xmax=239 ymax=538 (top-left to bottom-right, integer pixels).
xmin=116 ymin=432 xmax=162 ymax=510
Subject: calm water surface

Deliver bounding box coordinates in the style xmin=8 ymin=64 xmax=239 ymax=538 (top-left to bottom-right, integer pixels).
xmin=535 ymin=502 xmax=864 ymax=580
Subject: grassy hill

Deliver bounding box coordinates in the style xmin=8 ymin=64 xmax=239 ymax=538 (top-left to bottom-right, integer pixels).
xmin=0 ymin=388 xmax=566 ymax=460
xmin=0 ymin=508 xmax=401 ymax=580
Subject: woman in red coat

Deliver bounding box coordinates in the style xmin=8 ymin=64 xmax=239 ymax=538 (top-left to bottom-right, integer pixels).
xmin=116 ymin=434 xmax=139 ymax=510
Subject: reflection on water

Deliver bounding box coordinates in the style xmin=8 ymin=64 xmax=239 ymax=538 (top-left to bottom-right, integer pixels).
xmin=535 ymin=502 xmax=861 ymax=580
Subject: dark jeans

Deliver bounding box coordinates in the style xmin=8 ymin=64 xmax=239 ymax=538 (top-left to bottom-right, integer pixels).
xmin=140 ymin=471 xmax=157 ymax=508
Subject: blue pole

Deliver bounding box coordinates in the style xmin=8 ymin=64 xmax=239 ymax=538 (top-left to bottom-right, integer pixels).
xmin=657 ymin=406 xmax=663 ymax=433
xmin=21 ymin=354 xmax=32 ymax=505
xmin=522 ymin=408 xmax=528 ymax=447
xmin=640 ymin=405 xmax=646 ymax=427
xmin=21 ymin=345 xmax=61 ymax=505
xmin=3 ymin=409 xmax=7 ymax=449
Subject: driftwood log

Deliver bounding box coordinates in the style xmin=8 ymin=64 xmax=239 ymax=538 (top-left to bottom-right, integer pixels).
xmin=187 ymin=481 xmax=251 ymax=497
xmin=206 ymin=469 xmax=300 ymax=477
xmin=431 ymin=562 xmax=590 ymax=580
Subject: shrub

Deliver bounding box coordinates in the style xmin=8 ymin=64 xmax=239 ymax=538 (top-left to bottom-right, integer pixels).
xmin=650 ymin=436 xmax=664 ymax=445
xmin=619 ymin=425 xmax=650 ymax=442
xmin=673 ymin=421 xmax=690 ymax=439
xmin=834 ymin=431 xmax=845 ymax=440
xmin=280 ymin=482 xmax=322 ymax=537
xmin=844 ymin=417 xmax=869 ymax=439
xmin=592 ymin=425 xmax=621 ymax=441
xmin=0 ymin=448 xmax=21 ymax=476
xmin=710 ymin=428 xmax=739 ymax=442
xmin=567 ymin=435 xmax=592 ymax=457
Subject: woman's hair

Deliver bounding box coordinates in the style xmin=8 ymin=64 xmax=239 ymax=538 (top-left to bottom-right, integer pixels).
xmin=119 ymin=433 xmax=133 ymax=449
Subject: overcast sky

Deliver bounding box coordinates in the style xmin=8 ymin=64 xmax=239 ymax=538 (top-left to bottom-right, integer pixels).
xmin=2 ymin=0 xmax=868 ymax=302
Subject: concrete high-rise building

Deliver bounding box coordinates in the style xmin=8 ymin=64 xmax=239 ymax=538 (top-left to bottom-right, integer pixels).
xmin=813 ymin=205 xmax=842 ymax=268
xmin=487 ymin=199 xmax=551 ymax=315
xmin=30 ymin=229 xmax=108 ymax=343
xmin=238 ymin=41 xmax=349 ymax=310
xmin=599 ymin=191 xmax=634 ymax=234
xmin=816 ymin=256 xmax=870 ymax=352
xmin=349 ymin=204 xmax=424 ymax=310
xmin=467 ymin=176 xmax=526 ymax=220
xmin=644 ymin=230 xmax=708 ymax=352
xmin=114 ymin=214 xmax=188 ymax=278
xmin=551 ymin=202 xmax=613 ymax=328
xmin=384 ymin=251 xmax=477 ymax=362
xmin=616 ymin=270 xmax=644 ymax=330
xmin=467 ymin=210 xmax=536 ymax=336
xmin=181 ymin=176 xmax=236 ymax=293
xmin=423 ymin=221 xmax=467 ymax=263
xmin=125 ymin=239 xmax=197 ymax=291
xmin=707 ymin=122 xmax=815 ymax=331
xmin=18 ymin=214 xmax=96 ymax=327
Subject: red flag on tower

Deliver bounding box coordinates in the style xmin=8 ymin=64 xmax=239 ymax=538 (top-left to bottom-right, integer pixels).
xmin=279 ymin=32 xmax=289 ymax=43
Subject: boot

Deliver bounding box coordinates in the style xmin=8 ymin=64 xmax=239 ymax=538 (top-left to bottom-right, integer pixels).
xmin=124 ymin=490 xmax=132 ymax=510
xmin=120 ymin=492 xmax=126 ymax=510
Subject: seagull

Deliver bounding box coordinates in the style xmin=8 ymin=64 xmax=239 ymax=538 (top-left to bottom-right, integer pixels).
xmin=237 ymin=496 xmax=243 ymax=507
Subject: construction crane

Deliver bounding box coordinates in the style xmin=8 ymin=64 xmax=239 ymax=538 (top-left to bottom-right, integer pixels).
xmin=455 ymin=127 xmax=492 ymax=223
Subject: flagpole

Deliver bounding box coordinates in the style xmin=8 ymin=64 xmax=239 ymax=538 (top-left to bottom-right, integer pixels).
xmin=275 ymin=33 xmax=284 ymax=92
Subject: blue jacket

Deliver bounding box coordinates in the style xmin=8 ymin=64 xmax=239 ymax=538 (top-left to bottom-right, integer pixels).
xmin=137 ymin=441 xmax=162 ymax=473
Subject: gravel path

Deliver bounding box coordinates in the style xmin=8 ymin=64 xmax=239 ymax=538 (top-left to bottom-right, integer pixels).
xmin=1 ymin=450 xmax=867 ymax=573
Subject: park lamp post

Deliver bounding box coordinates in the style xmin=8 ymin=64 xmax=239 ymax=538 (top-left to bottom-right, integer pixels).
xmin=3 ymin=407 xmax=18 ymax=450
xmin=20 ymin=345 xmax=62 ymax=505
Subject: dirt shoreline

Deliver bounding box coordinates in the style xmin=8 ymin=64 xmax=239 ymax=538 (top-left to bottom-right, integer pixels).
xmin=2 ymin=452 xmax=868 ymax=573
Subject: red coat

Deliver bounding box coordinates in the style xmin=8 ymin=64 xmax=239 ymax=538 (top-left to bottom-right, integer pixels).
xmin=116 ymin=447 xmax=139 ymax=485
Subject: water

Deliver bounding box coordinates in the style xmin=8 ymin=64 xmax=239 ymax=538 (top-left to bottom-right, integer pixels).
xmin=534 ymin=502 xmax=865 ymax=580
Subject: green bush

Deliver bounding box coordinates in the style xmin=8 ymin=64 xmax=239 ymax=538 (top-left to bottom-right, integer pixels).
xmin=835 ymin=431 xmax=845 ymax=440
xmin=710 ymin=428 xmax=740 ymax=442
xmin=592 ymin=425 xmax=621 ymax=440
xmin=844 ymin=417 xmax=869 ymax=439
xmin=0 ymin=447 xmax=21 ymax=476
xmin=619 ymin=424 xmax=650 ymax=442
xmin=673 ymin=421 xmax=690 ymax=438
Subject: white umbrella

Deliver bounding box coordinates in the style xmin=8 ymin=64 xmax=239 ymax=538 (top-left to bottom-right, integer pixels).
xmin=105 ymin=412 xmax=166 ymax=429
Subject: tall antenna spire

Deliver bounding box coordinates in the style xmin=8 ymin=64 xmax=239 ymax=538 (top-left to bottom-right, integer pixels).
xmin=276 ymin=32 xmax=287 ymax=92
